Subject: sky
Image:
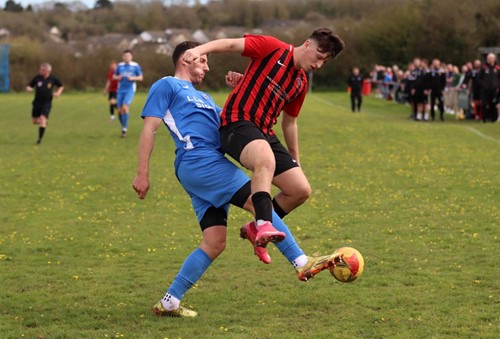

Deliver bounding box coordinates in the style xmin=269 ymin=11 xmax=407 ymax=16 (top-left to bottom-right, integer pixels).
xmin=15 ymin=0 xmax=209 ymax=8
xmin=17 ymin=0 xmax=100 ymax=7
xmin=17 ymin=0 xmax=95 ymax=7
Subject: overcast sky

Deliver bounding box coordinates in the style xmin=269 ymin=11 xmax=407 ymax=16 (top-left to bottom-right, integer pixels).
xmin=15 ymin=0 xmax=209 ymax=9
xmin=17 ymin=0 xmax=98 ymax=7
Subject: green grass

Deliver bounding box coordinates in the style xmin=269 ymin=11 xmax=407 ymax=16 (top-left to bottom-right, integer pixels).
xmin=1 ymin=91 xmax=499 ymax=338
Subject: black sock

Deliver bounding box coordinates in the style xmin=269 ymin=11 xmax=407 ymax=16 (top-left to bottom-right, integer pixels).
xmin=272 ymin=197 xmax=288 ymax=219
xmin=251 ymin=191 xmax=273 ymax=222
xmin=39 ymin=127 xmax=46 ymax=140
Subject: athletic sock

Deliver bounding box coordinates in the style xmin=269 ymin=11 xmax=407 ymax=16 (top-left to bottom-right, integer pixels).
xmin=38 ymin=127 xmax=46 ymax=140
xmin=165 ymin=247 xmax=212 ymax=305
xmin=252 ymin=191 xmax=273 ymax=225
xmin=122 ymin=112 xmax=129 ymax=129
xmin=118 ymin=113 xmax=124 ymax=125
xmin=270 ymin=210 xmax=305 ymax=265
xmin=272 ymin=197 xmax=288 ymax=219
xmin=292 ymin=255 xmax=309 ymax=269
xmin=161 ymin=293 xmax=180 ymax=311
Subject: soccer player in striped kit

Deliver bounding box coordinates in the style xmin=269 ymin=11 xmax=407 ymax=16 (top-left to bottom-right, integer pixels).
xmin=183 ymin=28 xmax=345 ymax=243
xmin=133 ymin=41 xmax=345 ymax=317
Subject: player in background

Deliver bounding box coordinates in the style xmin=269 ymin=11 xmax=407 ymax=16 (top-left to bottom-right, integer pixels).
xmin=347 ymin=67 xmax=363 ymax=112
xmin=182 ymin=28 xmax=345 ymax=245
xmin=133 ymin=41 xmax=345 ymax=318
xmin=103 ymin=60 xmax=118 ymax=122
xmin=113 ymin=50 xmax=143 ymax=137
xmin=26 ymin=62 xmax=64 ymax=145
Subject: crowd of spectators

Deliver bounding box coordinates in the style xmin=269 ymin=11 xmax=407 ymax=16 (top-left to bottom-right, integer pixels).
xmin=364 ymin=53 xmax=500 ymax=123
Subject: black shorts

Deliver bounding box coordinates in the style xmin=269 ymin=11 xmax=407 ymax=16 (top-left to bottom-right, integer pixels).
xmin=108 ymin=91 xmax=117 ymax=101
xmin=413 ymin=89 xmax=427 ymax=104
xmin=220 ymin=121 xmax=299 ymax=176
xmin=32 ymin=102 xmax=52 ymax=118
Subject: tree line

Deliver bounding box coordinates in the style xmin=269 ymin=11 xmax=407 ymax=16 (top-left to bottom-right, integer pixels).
xmin=1 ymin=0 xmax=499 ymax=91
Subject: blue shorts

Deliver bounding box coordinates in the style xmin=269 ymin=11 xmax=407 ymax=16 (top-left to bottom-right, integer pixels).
xmin=117 ymin=90 xmax=135 ymax=108
xmin=175 ymin=147 xmax=250 ymax=222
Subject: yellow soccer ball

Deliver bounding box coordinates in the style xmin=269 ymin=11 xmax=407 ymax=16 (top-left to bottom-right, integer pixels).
xmin=329 ymin=247 xmax=365 ymax=283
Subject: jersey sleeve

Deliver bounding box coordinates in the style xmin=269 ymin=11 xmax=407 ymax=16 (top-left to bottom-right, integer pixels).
xmin=28 ymin=76 xmax=37 ymax=87
xmin=134 ymin=64 xmax=143 ymax=76
xmin=242 ymin=34 xmax=289 ymax=59
xmin=53 ymin=76 xmax=63 ymax=87
xmin=141 ymin=78 xmax=174 ymax=119
xmin=282 ymin=85 xmax=307 ymax=118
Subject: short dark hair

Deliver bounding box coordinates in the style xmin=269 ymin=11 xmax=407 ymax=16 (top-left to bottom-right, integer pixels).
xmin=172 ymin=41 xmax=201 ymax=66
xmin=123 ymin=49 xmax=133 ymax=55
xmin=309 ymin=28 xmax=345 ymax=60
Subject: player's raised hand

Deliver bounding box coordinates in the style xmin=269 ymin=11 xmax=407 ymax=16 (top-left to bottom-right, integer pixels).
xmin=225 ymin=71 xmax=244 ymax=88
xmin=183 ymin=48 xmax=201 ymax=64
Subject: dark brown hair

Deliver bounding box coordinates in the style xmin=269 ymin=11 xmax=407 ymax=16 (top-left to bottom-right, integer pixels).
xmin=172 ymin=41 xmax=201 ymax=66
xmin=309 ymin=28 xmax=345 ymax=60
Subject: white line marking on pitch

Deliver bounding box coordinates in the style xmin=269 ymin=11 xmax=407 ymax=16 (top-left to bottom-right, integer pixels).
xmin=463 ymin=126 xmax=500 ymax=143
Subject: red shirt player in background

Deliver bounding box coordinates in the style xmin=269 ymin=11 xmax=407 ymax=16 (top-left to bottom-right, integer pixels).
xmin=183 ymin=28 xmax=345 ymax=249
xmin=104 ymin=60 xmax=119 ymax=122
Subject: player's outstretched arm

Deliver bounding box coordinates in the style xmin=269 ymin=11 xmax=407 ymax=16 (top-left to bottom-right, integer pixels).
xmin=183 ymin=38 xmax=245 ymax=64
xmin=133 ymin=116 xmax=162 ymax=199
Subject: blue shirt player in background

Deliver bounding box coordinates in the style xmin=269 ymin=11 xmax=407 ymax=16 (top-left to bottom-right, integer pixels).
xmin=113 ymin=49 xmax=143 ymax=137
xmin=132 ymin=41 xmax=345 ymax=317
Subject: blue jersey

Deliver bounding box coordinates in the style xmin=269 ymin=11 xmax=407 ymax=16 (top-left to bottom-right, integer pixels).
xmin=141 ymin=76 xmax=249 ymax=222
xmin=142 ymin=76 xmax=222 ymax=156
xmin=115 ymin=61 xmax=143 ymax=93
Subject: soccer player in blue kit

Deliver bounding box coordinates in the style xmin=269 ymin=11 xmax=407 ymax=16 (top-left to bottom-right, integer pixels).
xmin=132 ymin=41 xmax=344 ymax=317
xmin=113 ymin=49 xmax=143 ymax=137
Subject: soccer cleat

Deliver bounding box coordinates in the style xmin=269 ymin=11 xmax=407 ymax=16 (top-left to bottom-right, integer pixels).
xmin=121 ymin=130 xmax=127 ymax=138
xmin=296 ymin=252 xmax=344 ymax=281
xmin=254 ymin=221 xmax=285 ymax=247
xmin=240 ymin=221 xmax=271 ymax=264
xmin=152 ymin=300 xmax=198 ymax=318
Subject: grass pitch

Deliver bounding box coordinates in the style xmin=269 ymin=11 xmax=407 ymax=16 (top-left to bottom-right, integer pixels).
xmin=0 ymin=91 xmax=499 ymax=338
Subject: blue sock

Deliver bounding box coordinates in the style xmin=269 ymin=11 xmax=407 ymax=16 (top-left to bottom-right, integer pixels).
xmin=122 ymin=112 xmax=129 ymax=129
xmin=167 ymin=247 xmax=212 ymax=300
xmin=118 ymin=114 xmax=124 ymax=125
xmin=271 ymin=210 xmax=305 ymax=264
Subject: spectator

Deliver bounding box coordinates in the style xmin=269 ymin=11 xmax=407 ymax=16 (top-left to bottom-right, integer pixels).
xmin=425 ymin=58 xmax=446 ymax=121
xmin=479 ymin=53 xmax=500 ymax=123
xmin=469 ymin=59 xmax=483 ymax=121
xmin=347 ymin=67 xmax=363 ymax=112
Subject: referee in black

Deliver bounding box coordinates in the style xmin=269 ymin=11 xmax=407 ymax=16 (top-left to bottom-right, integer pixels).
xmin=26 ymin=63 xmax=64 ymax=144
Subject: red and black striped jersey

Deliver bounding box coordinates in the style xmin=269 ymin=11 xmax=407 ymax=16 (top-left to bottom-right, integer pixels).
xmin=220 ymin=34 xmax=308 ymax=135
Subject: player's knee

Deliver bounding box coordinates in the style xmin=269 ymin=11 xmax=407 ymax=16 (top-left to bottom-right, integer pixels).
xmin=211 ymin=238 xmax=226 ymax=255
xmin=202 ymin=236 xmax=226 ymax=258
xmin=254 ymin=154 xmax=276 ymax=173
xmin=293 ymin=183 xmax=312 ymax=206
